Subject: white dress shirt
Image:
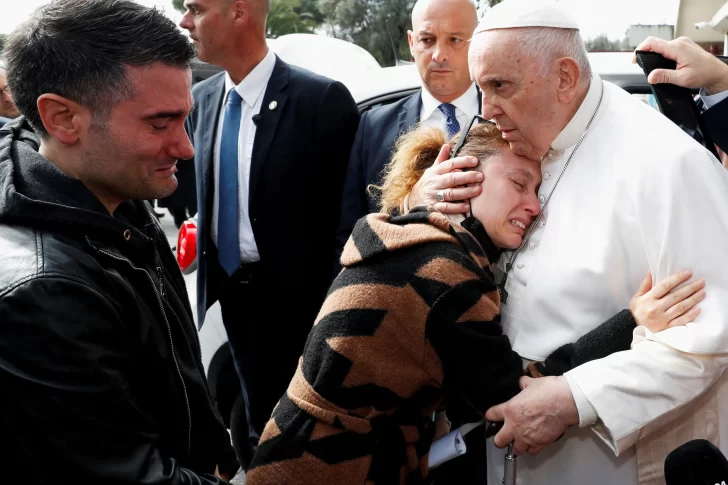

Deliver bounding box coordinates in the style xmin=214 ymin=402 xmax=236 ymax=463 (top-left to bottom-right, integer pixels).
xmin=700 ymin=87 xmax=728 ymax=109
xmin=419 ymin=83 xmax=479 ymax=135
xmin=486 ymin=73 xmax=728 ymax=485
xmin=211 ymin=49 xmax=276 ymax=263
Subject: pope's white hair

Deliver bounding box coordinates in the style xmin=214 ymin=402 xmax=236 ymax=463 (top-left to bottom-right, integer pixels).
xmin=518 ymin=27 xmax=591 ymax=80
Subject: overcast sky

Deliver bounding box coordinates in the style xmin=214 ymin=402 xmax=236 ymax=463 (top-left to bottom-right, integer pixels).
xmin=1 ymin=0 xmax=682 ymax=41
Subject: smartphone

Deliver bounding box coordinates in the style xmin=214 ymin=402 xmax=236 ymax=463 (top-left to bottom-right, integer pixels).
xmin=635 ymin=50 xmax=719 ymax=159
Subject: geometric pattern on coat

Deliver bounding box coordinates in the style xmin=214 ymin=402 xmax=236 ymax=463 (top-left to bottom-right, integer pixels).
xmin=247 ymin=209 xmax=522 ymax=485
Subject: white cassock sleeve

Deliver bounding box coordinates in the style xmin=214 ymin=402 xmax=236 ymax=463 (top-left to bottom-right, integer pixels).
xmin=565 ymin=143 xmax=728 ymax=455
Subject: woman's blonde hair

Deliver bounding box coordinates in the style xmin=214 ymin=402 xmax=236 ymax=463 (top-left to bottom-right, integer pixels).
xmin=374 ymin=122 xmax=507 ymax=214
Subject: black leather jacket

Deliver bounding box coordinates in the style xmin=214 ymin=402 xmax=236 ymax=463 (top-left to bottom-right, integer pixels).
xmin=0 ymin=118 xmax=236 ymax=484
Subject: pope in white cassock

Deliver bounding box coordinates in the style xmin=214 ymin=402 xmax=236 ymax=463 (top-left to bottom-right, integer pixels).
xmin=411 ymin=1 xmax=728 ymax=484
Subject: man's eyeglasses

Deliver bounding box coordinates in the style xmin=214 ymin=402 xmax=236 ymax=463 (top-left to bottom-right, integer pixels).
xmin=450 ymin=114 xmax=495 ymax=159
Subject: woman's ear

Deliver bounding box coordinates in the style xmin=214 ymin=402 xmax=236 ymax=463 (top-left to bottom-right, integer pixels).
xmin=555 ymin=57 xmax=581 ymax=104
xmin=36 ymin=94 xmax=90 ymax=146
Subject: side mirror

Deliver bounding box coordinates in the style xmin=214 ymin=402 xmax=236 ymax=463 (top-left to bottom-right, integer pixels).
xmin=177 ymin=219 xmax=198 ymax=274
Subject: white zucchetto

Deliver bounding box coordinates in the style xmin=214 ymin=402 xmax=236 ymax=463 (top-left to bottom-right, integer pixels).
xmin=475 ymin=0 xmax=580 ymax=34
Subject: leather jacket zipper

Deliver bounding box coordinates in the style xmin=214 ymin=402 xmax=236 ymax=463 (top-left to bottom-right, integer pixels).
xmin=151 ymin=232 xmax=226 ymax=428
xmin=96 ymin=248 xmax=192 ymax=458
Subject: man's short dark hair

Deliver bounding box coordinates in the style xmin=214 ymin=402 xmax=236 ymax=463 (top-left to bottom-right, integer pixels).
xmin=3 ymin=0 xmax=195 ymax=135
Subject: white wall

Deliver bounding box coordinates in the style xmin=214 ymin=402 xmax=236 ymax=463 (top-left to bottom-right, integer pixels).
xmin=675 ymin=0 xmax=726 ymax=41
xmin=627 ymin=24 xmax=674 ymax=47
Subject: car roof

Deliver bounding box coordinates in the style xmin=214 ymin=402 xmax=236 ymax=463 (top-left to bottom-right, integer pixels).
xmin=268 ymin=33 xmax=382 ymax=90
xmin=588 ymin=52 xmax=652 ymax=94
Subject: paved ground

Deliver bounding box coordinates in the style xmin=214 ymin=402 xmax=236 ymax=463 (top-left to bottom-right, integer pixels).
xmin=156 ymin=207 xmax=180 ymax=248
xmin=230 ymin=469 xmax=246 ymax=484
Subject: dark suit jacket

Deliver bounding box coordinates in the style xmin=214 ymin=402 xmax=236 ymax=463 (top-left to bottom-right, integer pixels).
xmin=335 ymin=88 xmax=481 ymax=259
xmin=703 ymin=95 xmax=728 ymax=153
xmin=186 ymin=56 xmax=359 ymax=327
xmin=335 ymin=91 xmax=422 ymax=254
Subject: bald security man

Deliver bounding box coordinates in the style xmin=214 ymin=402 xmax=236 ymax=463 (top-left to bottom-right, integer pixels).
xmin=0 ymin=60 xmax=20 ymax=128
xmin=335 ymin=0 xmax=484 ymax=262
xmin=179 ymin=0 xmax=360 ymax=470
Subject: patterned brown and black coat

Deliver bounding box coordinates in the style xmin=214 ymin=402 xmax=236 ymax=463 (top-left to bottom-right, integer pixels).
xmin=246 ymin=207 xmax=640 ymax=484
xmin=246 ymin=209 xmax=524 ymax=485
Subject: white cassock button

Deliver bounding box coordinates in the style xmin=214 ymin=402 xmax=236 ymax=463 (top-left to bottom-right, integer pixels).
xmin=517 ymin=263 xmax=524 ymax=269
xmin=544 ymin=173 xmax=551 ymax=180
xmin=269 ymin=100 xmax=278 ymax=111
xmin=539 ymin=195 xmax=545 ymax=204
xmin=529 ymin=243 xmax=537 ymax=249
xmin=538 ymin=221 xmax=545 ymax=227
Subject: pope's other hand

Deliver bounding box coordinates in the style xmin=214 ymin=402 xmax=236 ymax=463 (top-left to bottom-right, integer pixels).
xmin=485 ymin=376 xmax=579 ymax=456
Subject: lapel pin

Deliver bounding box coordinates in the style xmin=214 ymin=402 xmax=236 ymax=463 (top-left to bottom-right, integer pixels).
xmin=269 ymin=100 xmax=278 ymax=111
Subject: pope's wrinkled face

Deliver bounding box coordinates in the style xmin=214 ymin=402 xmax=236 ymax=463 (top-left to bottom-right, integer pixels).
xmin=470 ymin=149 xmax=542 ymax=249
xmin=408 ymin=0 xmax=478 ymax=103
xmin=469 ymin=30 xmax=563 ymax=161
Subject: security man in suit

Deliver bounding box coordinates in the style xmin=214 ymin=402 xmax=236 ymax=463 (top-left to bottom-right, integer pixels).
xmin=0 ymin=60 xmax=21 ymax=121
xmin=634 ymin=36 xmax=728 ymax=156
xmin=335 ymin=0 xmax=483 ymax=256
xmin=0 ymin=60 xmax=20 ymax=130
xmin=179 ymin=0 xmax=359 ymax=469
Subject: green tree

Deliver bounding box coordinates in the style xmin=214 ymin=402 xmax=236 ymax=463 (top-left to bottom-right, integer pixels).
xmin=173 ymin=0 xmax=320 ymax=39
xmin=317 ymin=0 xmax=414 ymax=66
xmin=584 ymin=34 xmax=623 ymax=52
xmin=475 ymin=0 xmax=503 ymax=13
xmin=267 ymin=0 xmax=317 ymax=37
xmin=299 ymin=0 xmax=325 ymax=24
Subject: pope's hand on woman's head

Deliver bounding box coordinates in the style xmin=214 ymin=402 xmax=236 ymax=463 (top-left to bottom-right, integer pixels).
xmin=409 ymin=144 xmax=484 ymax=214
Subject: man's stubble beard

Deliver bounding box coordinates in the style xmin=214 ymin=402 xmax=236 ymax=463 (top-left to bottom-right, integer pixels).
xmin=83 ymin=123 xmax=177 ymax=207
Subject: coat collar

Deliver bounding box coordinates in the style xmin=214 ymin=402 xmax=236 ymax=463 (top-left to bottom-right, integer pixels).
xmin=397 ymin=90 xmax=423 ymax=135
xmin=551 ymin=74 xmax=604 ymax=152
xmin=200 ymin=72 xmax=226 ymax=222
xmin=249 ymin=55 xmax=289 ymax=205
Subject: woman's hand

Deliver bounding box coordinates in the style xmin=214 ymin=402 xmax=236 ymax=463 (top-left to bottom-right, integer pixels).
xmin=433 ymin=411 xmax=451 ymax=440
xmin=630 ymin=270 xmax=705 ymax=333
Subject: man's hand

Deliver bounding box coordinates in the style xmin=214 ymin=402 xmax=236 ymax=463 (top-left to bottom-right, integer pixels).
xmin=485 ymin=376 xmax=579 ymax=456
xmin=409 ymin=144 xmax=483 ymax=214
xmin=633 ymin=36 xmax=728 ymax=95
xmin=215 ymin=465 xmax=232 ymax=483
